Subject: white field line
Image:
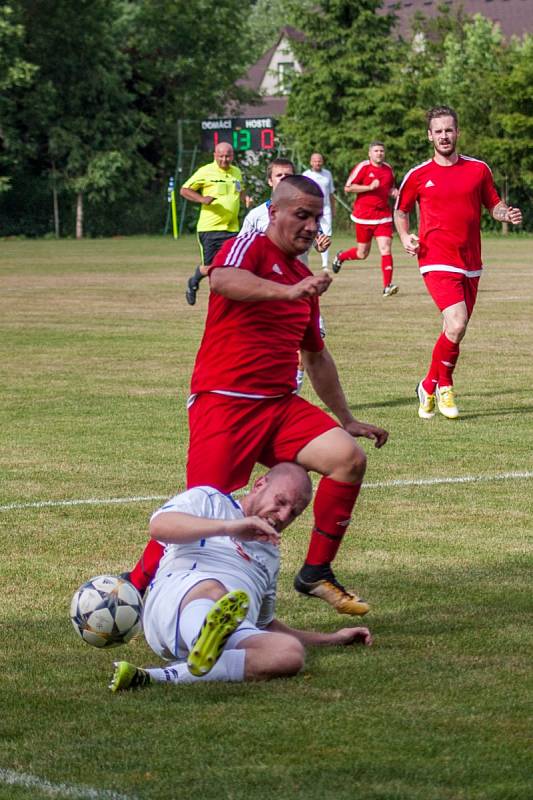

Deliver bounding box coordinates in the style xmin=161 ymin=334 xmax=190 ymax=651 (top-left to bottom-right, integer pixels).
xmin=0 ymin=768 xmax=138 ymax=800
xmin=1 ymin=471 xmax=532 ymax=513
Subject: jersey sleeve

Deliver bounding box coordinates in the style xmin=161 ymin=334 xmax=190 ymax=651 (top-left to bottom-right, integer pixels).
xmin=208 ymin=233 xmax=262 ymax=276
xmin=239 ymin=209 xmax=258 ymax=236
xmin=395 ymin=172 xmax=418 ymax=214
xmin=345 ymin=162 xmax=366 ymax=187
xmin=150 ymin=487 xmax=216 ymax=523
xmin=181 ymin=167 xmax=205 ymax=192
xmin=480 ymin=163 xmax=501 ymax=211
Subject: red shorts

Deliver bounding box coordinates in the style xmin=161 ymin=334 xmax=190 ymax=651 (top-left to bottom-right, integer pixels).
xmin=355 ymin=221 xmax=393 ymax=244
xmin=423 ymin=271 xmax=480 ymax=317
xmin=187 ymin=392 xmax=339 ymax=493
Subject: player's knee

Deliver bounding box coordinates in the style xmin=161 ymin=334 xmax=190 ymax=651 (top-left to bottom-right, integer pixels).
xmin=343 ymin=440 xmax=367 ymax=481
xmin=274 ymin=636 xmax=305 ymax=677
xmin=357 ymin=247 xmax=370 ymax=260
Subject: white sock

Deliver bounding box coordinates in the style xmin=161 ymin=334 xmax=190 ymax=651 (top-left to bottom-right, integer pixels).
xmin=146 ymin=650 xmax=246 ymax=684
xmin=178 ymin=598 xmax=215 ymax=650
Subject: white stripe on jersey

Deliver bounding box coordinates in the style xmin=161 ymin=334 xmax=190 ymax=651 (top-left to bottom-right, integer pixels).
xmin=420 ymin=264 xmax=483 ymax=277
xmin=346 ymin=160 xmax=369 ymax=186
xmin=395 ymin=159 xmax=433 ymax=209
xmin=224 ymin=231 xmax=260 ymax=267
xmin=350 ymin=214 xmax=393 ymax=225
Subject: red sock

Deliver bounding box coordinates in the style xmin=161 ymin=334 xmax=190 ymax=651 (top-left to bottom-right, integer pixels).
xmin=128 ymin=539 xmax=165 ymax=592
xmin=339 ymin=248 xmax=360 ymax=262
xmin=438 ymin=334 xmax=460 ymax=387
xmin=422 ymin=333 xmax=460 ymax=393
xmin=305 ymin=476 xmax=361 ymax=565
xmin=381 ymin=254 xmax=393 ymax=287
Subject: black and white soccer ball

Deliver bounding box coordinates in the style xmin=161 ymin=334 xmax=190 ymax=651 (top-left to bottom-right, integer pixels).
xmin=70 ymin=575 xmax=143 ymax=649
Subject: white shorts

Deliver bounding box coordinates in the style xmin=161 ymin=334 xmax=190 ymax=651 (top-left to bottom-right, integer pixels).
xmin=319 ymin=211 xmax=333 ymax=237
xmin=143 ymin=570 xmax=266 ymax=661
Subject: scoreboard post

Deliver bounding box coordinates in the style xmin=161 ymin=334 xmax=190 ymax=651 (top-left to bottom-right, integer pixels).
xmin=200 ymin=117 xmax=276 ymax=152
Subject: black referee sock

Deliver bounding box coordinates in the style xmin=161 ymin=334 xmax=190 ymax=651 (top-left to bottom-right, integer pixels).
xmin=191 ymin=266 xmax=204 ymax=286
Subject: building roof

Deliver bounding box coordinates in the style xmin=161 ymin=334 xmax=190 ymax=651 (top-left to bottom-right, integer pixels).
xmin=381 ymin=0 xmax=533 ymax=39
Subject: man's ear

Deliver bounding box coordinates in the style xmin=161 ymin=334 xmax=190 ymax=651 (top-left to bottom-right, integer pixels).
xmin=251 ymin=475 xmax=267 ymax=494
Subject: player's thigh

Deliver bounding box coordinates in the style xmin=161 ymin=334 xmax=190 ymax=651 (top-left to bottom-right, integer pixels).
xmin=320 ymin=212 xmax=333 ymax=237
xmin=260 ymin=395 xmax=338 ymax=468
xmin=187 ymin=393 xmax=277 ymax=492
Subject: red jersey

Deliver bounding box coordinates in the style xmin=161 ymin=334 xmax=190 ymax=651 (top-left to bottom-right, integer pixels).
xmin=346 ymin=160 xmax=395 ymax=224
xmin=190 ymin=232 xmax=324 ymax=397
xmin=396 ymin=155 xmax=501 ymax=275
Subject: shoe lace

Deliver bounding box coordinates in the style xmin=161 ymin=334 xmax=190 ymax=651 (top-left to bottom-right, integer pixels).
xmin=439 ymin=387 xmax=455 ymax=406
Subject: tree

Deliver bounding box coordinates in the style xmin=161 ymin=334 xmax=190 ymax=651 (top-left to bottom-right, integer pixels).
xmin=13 ymin=0 xmax=149 ymax=237
xmin=282 ymin=0 xmax=401 ymax=180
xmin=0 ymin=3 xmax=36 ymax=193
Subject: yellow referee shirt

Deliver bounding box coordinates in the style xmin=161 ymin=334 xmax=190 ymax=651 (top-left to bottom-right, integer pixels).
xmin=182 ymin=161 xmax=244 ymax=232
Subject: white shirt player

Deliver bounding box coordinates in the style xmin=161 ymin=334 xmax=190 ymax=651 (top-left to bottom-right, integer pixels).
xmin=302 ymin=168 xmax=335 ymax=220
xmin=147 ymin=487 xmax=279 ymax=629
xmin=239 ymin=200 xmax=271 ymax=237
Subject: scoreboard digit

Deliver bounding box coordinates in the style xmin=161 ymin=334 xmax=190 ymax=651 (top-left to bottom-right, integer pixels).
xmin=201 ymin=117 xmax=276 ymax=152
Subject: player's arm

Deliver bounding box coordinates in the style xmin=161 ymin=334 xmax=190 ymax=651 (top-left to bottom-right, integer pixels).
xmin=180 ymin=186 xmax=214 ymax=205
xmin=491 ymin=201 xmax=522 ymax=225
xmin=345 ymin=180 xmax=379 ymax=194
xmin=394 ymin=208 xmax=419 ymax=256
xmin=210 ymin=267 xmax=332 ymax=302
xmin=265 ymin=618 xmax=372 ymax=647
xmin=301 ymin=346 xmax=388 ymax=448
xmin=150 ymin=511 xmax=279 ymax=545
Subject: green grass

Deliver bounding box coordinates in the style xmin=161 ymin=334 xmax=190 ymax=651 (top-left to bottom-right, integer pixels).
xmin=0 ymin=234 xmax=532 ymax=800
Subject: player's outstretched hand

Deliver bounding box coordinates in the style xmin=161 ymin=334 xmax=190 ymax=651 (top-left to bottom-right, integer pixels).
xmin=331 ymin=627 xmax=373 ymax=646
xmin=225 ymin=516 xmax=280 ymax=546
xmin=344 ymin=420 xmax=389 ymax=448
xmin=288 ymin=273 xmax=332 ymax=300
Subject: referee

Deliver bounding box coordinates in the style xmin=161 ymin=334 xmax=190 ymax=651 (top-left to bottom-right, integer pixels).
xmin=181 ymin=142 xmax=247 ymax=305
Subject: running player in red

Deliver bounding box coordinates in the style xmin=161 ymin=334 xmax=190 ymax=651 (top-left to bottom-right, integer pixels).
xmin=395 ymin=106 xmax=522 ymax=419
xmin=333 ymin=142 xmax=399 ymax=297
xmin=127 ymin=176 xmax=388 ymax=617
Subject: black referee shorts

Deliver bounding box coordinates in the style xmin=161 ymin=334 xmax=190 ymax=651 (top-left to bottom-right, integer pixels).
xmin=198 ymin=231 xmax=237 ymax=266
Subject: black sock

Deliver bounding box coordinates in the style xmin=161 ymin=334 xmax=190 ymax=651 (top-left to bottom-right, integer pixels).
xmin=299 ymin=562 xmax=332 ymax=582
xmin=191 ymin=266 xmax=204 ymax=286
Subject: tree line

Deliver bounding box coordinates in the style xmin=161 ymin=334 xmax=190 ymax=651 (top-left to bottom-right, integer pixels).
xmin=0 ymin=0 xmax=530 ymax=237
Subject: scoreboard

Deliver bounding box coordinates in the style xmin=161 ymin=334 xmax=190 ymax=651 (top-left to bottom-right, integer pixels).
xmin=200 ymin=117 xmax=276 ymax=152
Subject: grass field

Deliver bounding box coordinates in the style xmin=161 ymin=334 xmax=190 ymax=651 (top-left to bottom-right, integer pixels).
xmin=1 ymin=234 xmax=531 ymax=800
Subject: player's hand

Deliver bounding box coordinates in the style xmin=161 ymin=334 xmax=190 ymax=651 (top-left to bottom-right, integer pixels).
xmin=287 ymin=272 xmax=332 ymax=300
xmin=369 ymin=179 xmax=380 ymax=190
xmin=401 ymin=233 xmax=419 ymax=256
xmin=202 ymin=195 xmax=215 ymax=205
xmin=226 ymin=516 xmax=280 ymax=546
xmin=314 ymin=233 xmax=332 ymax=253
xmin=344 ymin=420 xmax=389 ymax=448
xmin=507 ymin=207 xmax=522 ymax=225
xmin=331 ymin=627 xmax=373 ymax=646
xmin=389 ymin=187 xmax=399 ymax=199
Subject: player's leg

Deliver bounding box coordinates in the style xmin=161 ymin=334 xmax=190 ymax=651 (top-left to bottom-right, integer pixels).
xmin=419 ymin=273 xmax=471 ymax=419
xmin=376 ymin=231 xmax=397 ymax=297
xmin=319 ymin=212 xmax=333 ymax=269
xmin=185 ymin=233 xmax=209 ymax=306
xmin=264 ymin=397 xmax=369 ymax=616
xmin=332 ymin=225 xmax=371 ymax=273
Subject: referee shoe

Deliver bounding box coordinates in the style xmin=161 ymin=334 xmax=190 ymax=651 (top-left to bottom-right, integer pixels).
xmin=294 ymin=565 xmax=369 ymax=616
xmin=185 ymin=276 xmax=199 ymax=306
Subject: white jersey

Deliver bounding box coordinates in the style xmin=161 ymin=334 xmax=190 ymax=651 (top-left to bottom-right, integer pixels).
xmin=240 ymin=201 xmax=271 ymax=236
xmin=149 ymin=487 xmax=279 ymax=627
xmin=302 ymin=168 xmax=335 ymax=215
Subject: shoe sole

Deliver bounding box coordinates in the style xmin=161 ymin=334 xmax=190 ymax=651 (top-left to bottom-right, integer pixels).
xmin=187 ymin=590 xmax=249 ymax=677
xmin=437 ymin=404 xmax=459 ymax=419
xmin=416 ymin=382 xmax=435 ymax=419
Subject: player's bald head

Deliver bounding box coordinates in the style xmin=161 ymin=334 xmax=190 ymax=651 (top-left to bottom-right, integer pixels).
xmin=271 ymin=175 xmax=323 ymax=207
xmin=266 ymin=463 xmax=312 ymax=507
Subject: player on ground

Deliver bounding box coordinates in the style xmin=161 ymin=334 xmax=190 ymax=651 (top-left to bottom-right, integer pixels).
xmin=333 ymin=142 xmax=399 ymax=297
xmin=126 ymin=176 xmax=388 ymax=618
xmin=181 ymin=142 xmax=248 ymax=306
xmin=110 ymin=464 xmax=372 ymax=691
xmin=394 ymin=106 xmax=522 ymax=419
xmin=303 ymin=153 xmax=336 ymax=270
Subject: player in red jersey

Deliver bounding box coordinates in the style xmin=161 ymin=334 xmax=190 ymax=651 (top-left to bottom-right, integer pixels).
xmin=395 ymin=106 xmax=522 ymax=419
xmin=333 ymin=142 xmax=399 ymax=297
xmin=127 ymin=175 xmax=389 ymax=617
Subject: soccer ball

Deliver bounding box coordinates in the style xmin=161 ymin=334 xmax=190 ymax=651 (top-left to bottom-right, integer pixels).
xmin=70 ymin=575 xmax=143 ymax=649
